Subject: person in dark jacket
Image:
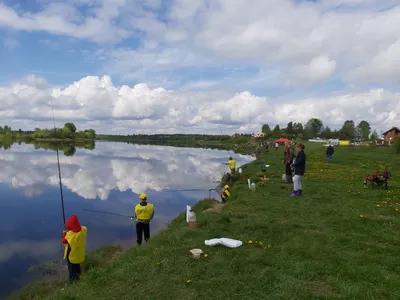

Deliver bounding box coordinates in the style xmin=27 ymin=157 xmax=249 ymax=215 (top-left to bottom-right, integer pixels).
xmin=283 ymin=141 xmax=294 ymax=183
xmin=326 ymin=144 xmax=334 ymax=162
xmin=290 ymin=143 xmax=306 ymax=197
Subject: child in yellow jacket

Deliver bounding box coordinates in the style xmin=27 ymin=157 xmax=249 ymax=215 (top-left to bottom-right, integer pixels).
xmin=62 ymin=214 xmax=87 ymax=284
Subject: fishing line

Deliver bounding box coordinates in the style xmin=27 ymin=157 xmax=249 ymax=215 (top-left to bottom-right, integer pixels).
xmin=82 ymin=208 xmax=133 ymax=218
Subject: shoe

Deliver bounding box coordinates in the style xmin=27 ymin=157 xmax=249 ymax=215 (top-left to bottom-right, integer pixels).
xmin=297 ymin=190 xmax=302 ymax=196
xmin=290 ymin=191 xmax=298 ymax=197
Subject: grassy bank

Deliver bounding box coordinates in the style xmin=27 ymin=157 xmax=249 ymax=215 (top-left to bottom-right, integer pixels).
xmin=9 ymin=246 xmax=123 ymax=300
xmin=14 ymin=143 xmax=400 ymax=299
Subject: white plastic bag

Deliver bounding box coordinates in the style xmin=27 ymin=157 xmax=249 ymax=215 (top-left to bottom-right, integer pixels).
xmin=204 ymin=238 xmax=242 ymax=248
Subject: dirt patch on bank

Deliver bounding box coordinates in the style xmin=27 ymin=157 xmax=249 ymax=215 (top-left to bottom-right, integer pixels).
xmin=204 ymin=203 xmax=225 ymax=213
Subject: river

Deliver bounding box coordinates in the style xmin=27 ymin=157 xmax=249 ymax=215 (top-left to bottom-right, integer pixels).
xmin=0 ymin=141 xmax=252 ymax=298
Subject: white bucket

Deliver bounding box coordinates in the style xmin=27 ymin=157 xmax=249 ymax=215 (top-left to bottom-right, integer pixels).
xmin=190 ymin=248 xmax=203 ymax=258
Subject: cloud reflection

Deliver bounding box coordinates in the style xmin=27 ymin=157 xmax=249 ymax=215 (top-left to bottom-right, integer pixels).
xmin=0 ymin=142 xmax=252 ymax=200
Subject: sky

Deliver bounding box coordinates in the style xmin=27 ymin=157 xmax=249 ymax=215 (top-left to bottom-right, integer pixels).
xmin=0 ymin=0 xmax=399 ymax=134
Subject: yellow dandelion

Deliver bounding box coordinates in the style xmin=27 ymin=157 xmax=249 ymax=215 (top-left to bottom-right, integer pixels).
xmin=259 ymin=241 xmax=263 ymax=245
xmin=396 ymin=208 xmax=399 ymax=212
xmin=376 ymin=204 xmax=380 ymax=208
xmin=360 ymin=214 xmax=364 ymax=218
xmin=248 ymin=240 xmax=253 ymax=244
xmin=204 ymin=254 xmax=208 ymax=258
xmin=186 ymin=280 xmax=191 ymax=283
xmin=267 ymin=244 xmax=272 ymax=248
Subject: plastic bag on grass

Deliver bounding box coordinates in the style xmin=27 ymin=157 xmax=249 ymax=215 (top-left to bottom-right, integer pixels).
xmin=204 ymin=238 xmax=242 ymax=248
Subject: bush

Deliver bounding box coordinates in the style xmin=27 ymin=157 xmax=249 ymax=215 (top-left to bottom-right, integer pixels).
xmin=395 ymin=139 xmax=400 ymax=154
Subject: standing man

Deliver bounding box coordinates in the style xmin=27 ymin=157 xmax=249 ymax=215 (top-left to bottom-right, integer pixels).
xmin=283 ymin=141 xmax=294 ymax=183
xmin=135 ymin=193 xmax=154 ymax=245
xmin=226 ymin=156 xmax=236 ymax=176
xmin=326 ymin=144 xmax=334 ymax=162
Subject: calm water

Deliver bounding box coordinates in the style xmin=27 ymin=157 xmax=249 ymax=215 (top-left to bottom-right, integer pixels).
xmin=0 ymin=141 xmax=252 ymax=297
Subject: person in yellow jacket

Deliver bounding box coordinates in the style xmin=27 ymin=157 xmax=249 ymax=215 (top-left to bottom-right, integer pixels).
xmin=221 ymin=184 xmax=231 ymax=203
xmin=135 ymin=193 xmax=154 ymax=245
xmin=226 ymin=157 xmax=236 ymax=175
xmin=62 ymin=214 xmax=87 ymax=284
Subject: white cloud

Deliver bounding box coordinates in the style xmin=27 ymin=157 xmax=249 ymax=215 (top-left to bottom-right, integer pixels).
xmin=0 ymin=1 xmax=128 ymax=43
xmin=0 ymin=1 xmax=400 ymax=133
xmin=0 ymin=143 xmax=251 ymax=200
xmin=2 ymin=0 xmax=399 ymax=86
xmin=287 ymin=55 xmax=337 ymax=87
xmin=0 ymin=75 xmax=399 ymax=134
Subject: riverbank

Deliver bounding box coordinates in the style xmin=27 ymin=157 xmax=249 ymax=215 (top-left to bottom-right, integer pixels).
xmin=11 ymin=142 xmax=400 ymax=299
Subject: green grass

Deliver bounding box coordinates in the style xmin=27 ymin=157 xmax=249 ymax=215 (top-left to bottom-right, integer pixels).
xmin=16 ymin=143 xmax=400 ymax=299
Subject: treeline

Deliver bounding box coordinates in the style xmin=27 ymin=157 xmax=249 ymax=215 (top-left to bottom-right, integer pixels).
xmin=32 ymin=123 xmax=96 ymax=140
xmin=0 ymin=139 xmax=95 ymax=155
xmin=261 ymin=119 xmax=378 ymax=141
xmin=0 ymin=123 xmax=96 ymax=140
xmin=97 ymin=134 xmax=249 ymax=143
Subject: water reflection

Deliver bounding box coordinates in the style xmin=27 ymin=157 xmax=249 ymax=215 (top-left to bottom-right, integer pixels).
xmin=0 ymin=141 xmax=252 ymax=297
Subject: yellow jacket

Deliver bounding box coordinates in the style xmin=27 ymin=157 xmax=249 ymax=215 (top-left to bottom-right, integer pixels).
xmin=228 ymin=159 xmax=236 ymax=170
xmin=62 ymin=215 xmax=87 ymax=264
xmin=135 ymin=202 xmax=154 ymax=222
xmin=222 ymin=189 xmax=231 ymax=200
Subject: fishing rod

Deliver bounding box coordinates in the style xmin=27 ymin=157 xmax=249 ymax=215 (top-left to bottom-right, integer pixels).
xmin=82 ymin=209 xmax=134 ymax=219
xmin=163 ymin=188 xmax=215 ymax=192
xmin=219 ymin=125 xmax=233 ymax=157
xmin=51 ymin=106 xmax=66 ymax=226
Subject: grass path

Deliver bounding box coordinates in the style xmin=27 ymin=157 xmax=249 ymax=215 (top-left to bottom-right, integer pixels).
xmin=15 ymin=143 xmax=400 ymax=299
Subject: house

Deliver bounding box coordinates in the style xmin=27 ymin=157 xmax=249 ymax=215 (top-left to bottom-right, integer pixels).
xmin=382 ymin=127 xmax=400 ymax=144
xmin=252 ymin=132 xmax=265 ymax=138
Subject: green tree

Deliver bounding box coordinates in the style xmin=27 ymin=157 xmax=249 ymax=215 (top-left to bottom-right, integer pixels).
xmin=356 ymin=120 xmax=371 ymax=140
xmin=354 ymin=127 xmax=364 ymax=140
xmin=272 ymin=125 xmax=281 ymax=137
xmin=370 ymin=130 xmax=378 ymax=143
xmin=261 ymin=124 xmax=271 ymax=135
xmin=396 ymin=139 xmax=400 ymax=154
xmin=292 ymin=123 xmax=304 ymax=135
xmin=286 ymin=122 xmax=293 ymax=134
xmin=305 ymin=118 xmax=324 ymax=138
xmin=340 ymin=120 xmax=355 ymax=139
xmin=64 ymin=123 xmax=77 ymax=133
xmin=321 ymin=126 xmax=332 ymax=139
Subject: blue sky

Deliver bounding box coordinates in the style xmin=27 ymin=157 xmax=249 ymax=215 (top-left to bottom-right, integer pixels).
xmin=0 ymin=0 xmax=399 ymax=134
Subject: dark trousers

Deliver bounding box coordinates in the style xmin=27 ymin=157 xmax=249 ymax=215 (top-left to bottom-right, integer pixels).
xmin=67 ymin=258 xmax=81 ymax=284
xmin=285 ymin=162 xmax=293 ymax=183
xmin=136 ymin=222 xmax=150 ymax=245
